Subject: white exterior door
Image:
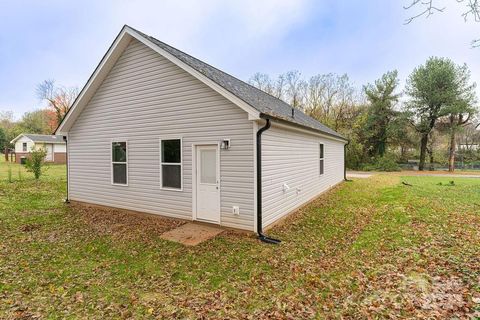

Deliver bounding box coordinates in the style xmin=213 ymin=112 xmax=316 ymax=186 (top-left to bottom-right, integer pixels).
xmin=45 ymin=144 xmax=54 ymax=161
xmin=195 ymin=145 xmax=220 ymax=223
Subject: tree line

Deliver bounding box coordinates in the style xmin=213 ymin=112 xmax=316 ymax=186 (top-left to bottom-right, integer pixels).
xmin=1 ymin=58 xmax=478 ymax=172
xmin=248 ymin=57 xmax=479 ymax=172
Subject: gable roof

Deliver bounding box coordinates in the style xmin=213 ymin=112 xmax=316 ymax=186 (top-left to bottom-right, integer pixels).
xmin=11 ymin=134 xmax=65 ymax=144
xmin=56 ymin=25 xmax=346 ymax=141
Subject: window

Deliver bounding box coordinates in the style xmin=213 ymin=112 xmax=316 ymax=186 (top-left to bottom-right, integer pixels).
xmin=200 ymin=149 xmax=216 ymax=184
xmin=319 ymin=143 xmax=325 ymax=175
xmin=22 ymin=142 xmax=27 ymax=152
xmin=112 ymin=141 xmax=127 ymax=185
xmin=160 ymin=138 xmax=182 ymax=190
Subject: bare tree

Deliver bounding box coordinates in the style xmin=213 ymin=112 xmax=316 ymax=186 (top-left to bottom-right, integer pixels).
xmin=272 ymin=74 xmax=286 ymax=100
xmin=249 ymin=72 xmax=286 ymax=100
xmin=249 ymin=71 xmax=361 ymax=131
xmin=305 ymin=74 xmax=328 ymax=119
xmin=249 ymin=73 xmax=274 ymax=95
xmin=37 ymin=80 xmax=78 ymax=127
xmin=404 ymin=0 xmax=480 ymax=47
xmin=284 ymin=71 xmax=307 ymax=109
xmin=303 ymin=73 xmax=359 ymax=130
xmin=455 ymin=122 xmax=480 ymax=150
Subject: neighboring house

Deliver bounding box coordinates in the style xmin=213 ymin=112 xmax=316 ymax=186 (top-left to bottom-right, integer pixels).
xmin=457 ymin=143 xmax=479 ymax=151
xmin=11 ymin=134 xmax=66 ymax=164
xmin=55 ymin=25 xmax=347 ymax=237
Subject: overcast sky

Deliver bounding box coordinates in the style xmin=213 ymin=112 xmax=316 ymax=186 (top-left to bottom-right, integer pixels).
xmin=0 ymin=0 xmax=479 ymax=119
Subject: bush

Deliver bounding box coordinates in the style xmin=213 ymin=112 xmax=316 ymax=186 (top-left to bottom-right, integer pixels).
xmin=346 ymin=139 xmax=368 ymax=170
xmin=362 ymin=155 xmax=401 ymax=172
xmin=25 ymin=148 xmax=47 ymax=180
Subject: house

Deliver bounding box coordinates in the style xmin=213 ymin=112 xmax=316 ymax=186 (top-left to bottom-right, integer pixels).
xmin=457 ymin=143 xmax=479 ymax=151
xmin=11 ymin=134 xmax=66 ymax=164
xmin=55 ymin=25 xmax=347 ymax=240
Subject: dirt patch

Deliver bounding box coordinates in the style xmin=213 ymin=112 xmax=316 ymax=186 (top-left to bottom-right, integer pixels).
xmin=20 ymin=223 xmax=41 ymax=232
xmin=160 ymin=223 xmax=224 ymax=246
xmin=69 ymin=202 xmax=186 ymax=242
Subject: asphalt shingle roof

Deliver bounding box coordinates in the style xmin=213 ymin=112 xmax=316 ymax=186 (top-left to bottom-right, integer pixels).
xmin=131 ymin=27 xmax=346 ymax=140
xmin=24 ymin=134 xmax=65 ymax=144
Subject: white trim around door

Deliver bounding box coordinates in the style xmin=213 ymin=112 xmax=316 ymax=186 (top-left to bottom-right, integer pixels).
xmin=192 ymin=143 xmax=221 ymax=224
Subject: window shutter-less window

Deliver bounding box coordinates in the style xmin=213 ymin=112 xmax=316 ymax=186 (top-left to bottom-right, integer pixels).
xmin=161 ymin=139 xmax=182 ymax=190
xmin=319 ymin=143 xmax=324 ymax=175
xmin=112 ymin=141 xmax=127 ymax=185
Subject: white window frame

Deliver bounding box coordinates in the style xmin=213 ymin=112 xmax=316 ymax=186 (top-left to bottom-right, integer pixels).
xmin=159 ymin=137 xmax=183 ymax=191
xmin=111 ymin=140 xmax=128 ymax=186
xmin=319 ymin=143 xmax=325 ymax=176
xmin=22 ymin=142 xmax=27 ymax=152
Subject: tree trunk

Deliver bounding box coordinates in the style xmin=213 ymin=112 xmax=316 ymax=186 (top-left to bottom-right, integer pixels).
xmin=429 ymin=149 xmax=434 ymax=171
xmin=448 ymin=129 xmax=456 ymax=172
xmin=400 ymin=145 xmax=406 ymax=161
xmin=419 ymin=133 xmax=428 ymax=171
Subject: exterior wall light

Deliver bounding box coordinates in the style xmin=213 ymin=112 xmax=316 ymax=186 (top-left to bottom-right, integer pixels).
xmin=220 ymin=139 xmax=230 ymax=150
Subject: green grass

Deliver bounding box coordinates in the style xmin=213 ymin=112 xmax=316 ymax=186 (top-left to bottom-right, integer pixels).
xmin=0 ymin=157 xmax=479 ymax=318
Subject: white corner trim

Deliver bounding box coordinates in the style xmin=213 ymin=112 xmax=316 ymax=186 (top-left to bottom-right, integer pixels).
xmin=252 ymin=121 xmax=258 ymax=233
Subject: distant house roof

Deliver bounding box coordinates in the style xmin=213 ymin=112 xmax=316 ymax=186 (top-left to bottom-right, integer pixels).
xmin=56 ymin=25 xmax=346 ymax=141
xmin=11 ymin=134 xmax=65 ymax=144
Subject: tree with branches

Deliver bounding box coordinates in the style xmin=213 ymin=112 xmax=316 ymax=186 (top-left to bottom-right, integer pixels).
xmin=363 ymin=70 xmax=401 ymax=157
xmin=406 ymin=57 xmax=477 ymax=171
xmin=284 ymin=71 xmax=307 ymax=109
xmin=443 ymin=77 xmax=477 ymax=171
xmin=404 ymin=0 xmax=480 ymax=47
xmin=37 ymin=80 xmax=78 ymax=129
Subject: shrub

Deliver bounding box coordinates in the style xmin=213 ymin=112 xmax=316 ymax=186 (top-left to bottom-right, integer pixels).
xmin=25 ymin=148 xmax=47 ymax=180
xmin=362 ymin=154 xmax=401 ymax=172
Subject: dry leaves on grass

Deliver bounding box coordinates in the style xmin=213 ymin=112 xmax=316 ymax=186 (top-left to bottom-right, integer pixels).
xmin=68 ymin=203 xmax=186 ymax=242
xmin=341 ymin=272 xmax=480 ymax=319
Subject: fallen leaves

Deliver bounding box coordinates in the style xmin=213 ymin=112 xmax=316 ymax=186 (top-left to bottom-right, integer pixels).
xmin=1 ymin=174 xmax=479 ymax=318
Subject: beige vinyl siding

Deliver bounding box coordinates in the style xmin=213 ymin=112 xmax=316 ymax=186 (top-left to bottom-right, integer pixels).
xmin=68 ymin=39 xmax=254 ymax=231
xmin=261 ymin=123 xmax=345 ymax=228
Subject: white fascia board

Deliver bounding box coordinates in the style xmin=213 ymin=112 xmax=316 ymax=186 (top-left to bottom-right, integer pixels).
xmin=10 ymin=134 xmax=29 ymax=144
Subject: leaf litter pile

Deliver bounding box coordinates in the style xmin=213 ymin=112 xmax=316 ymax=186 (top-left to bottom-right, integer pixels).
xmin=0 ymin=173 xmax=479 ymax=319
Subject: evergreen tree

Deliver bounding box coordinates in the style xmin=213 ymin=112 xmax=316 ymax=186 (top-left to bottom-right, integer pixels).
xmin=363 ymin=70 xmax=400 ymax=157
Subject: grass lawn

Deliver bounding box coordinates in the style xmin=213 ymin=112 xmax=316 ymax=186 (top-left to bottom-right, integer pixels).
xmin=0 ymin=157 xmax=479 ymax=319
